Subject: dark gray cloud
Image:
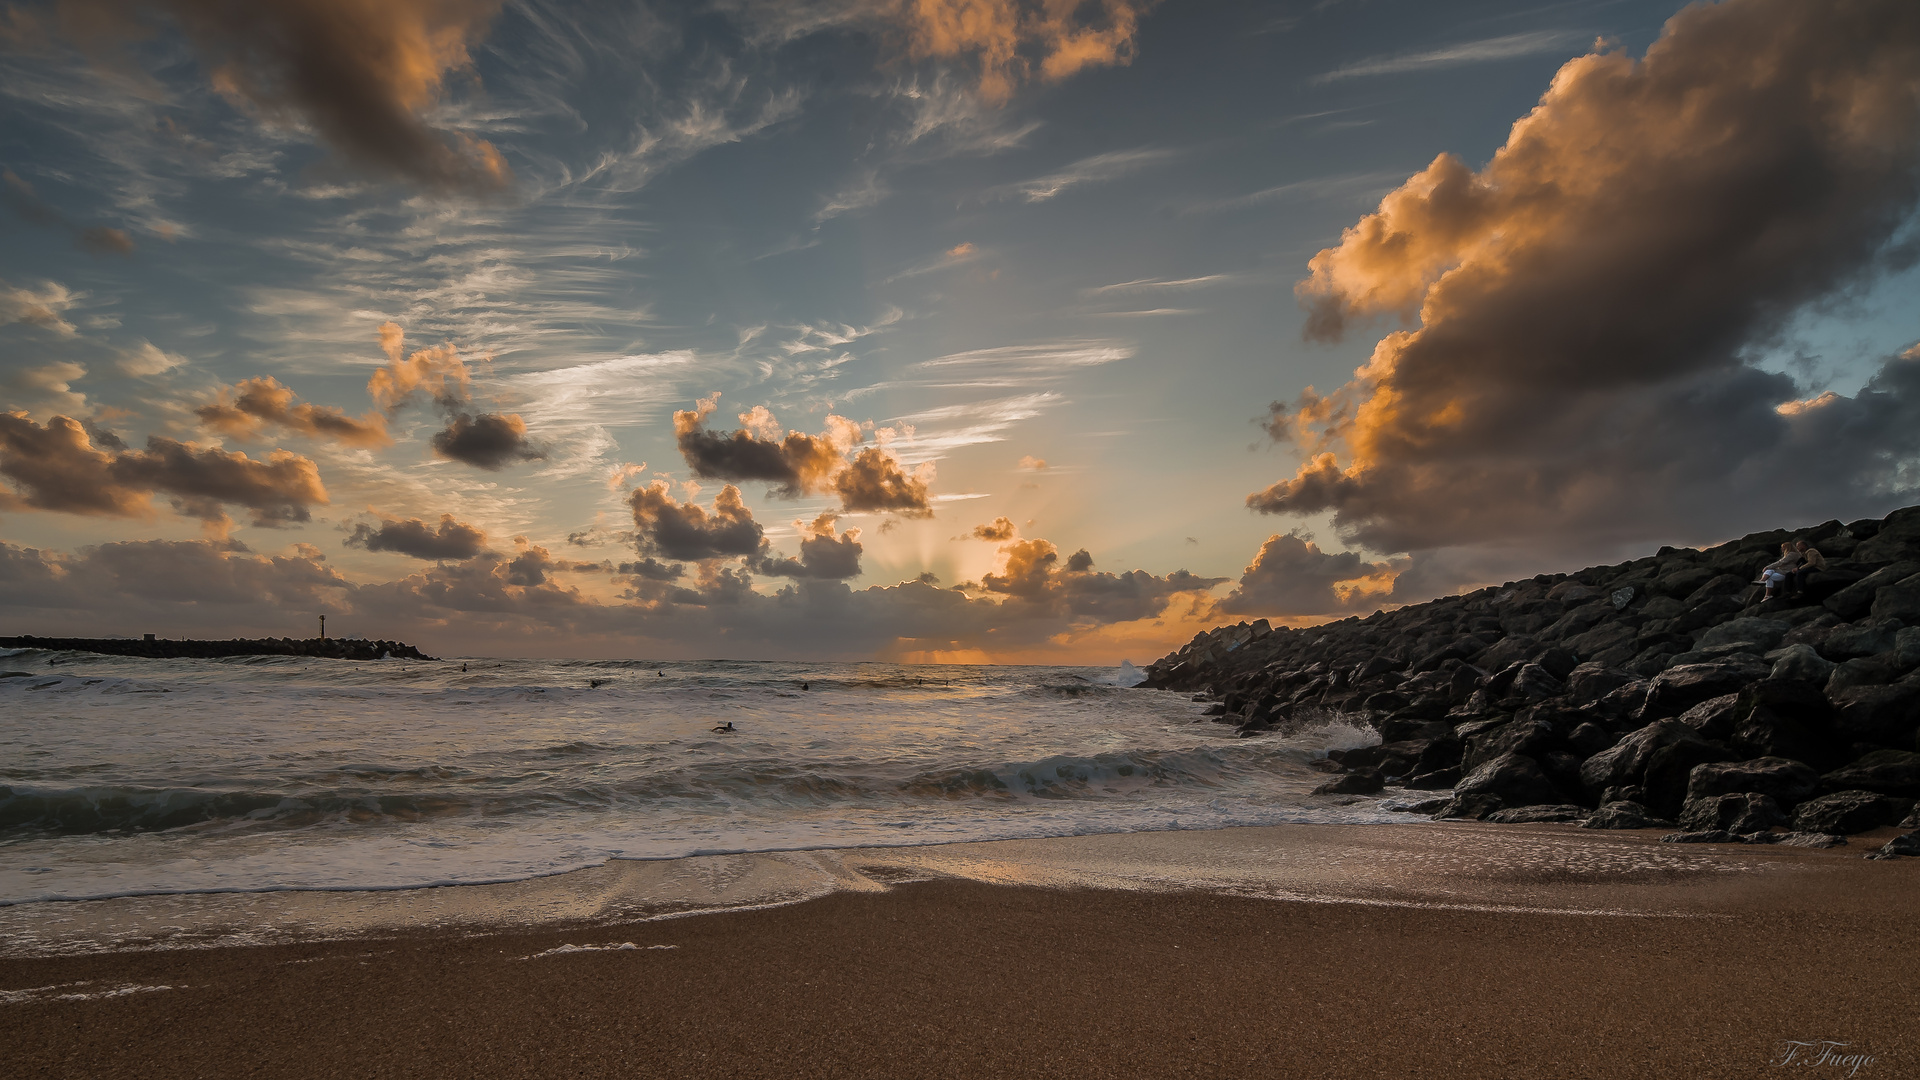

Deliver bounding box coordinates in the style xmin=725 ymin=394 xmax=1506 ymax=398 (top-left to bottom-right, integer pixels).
xmin=1217 ymin=531 xmax=1404 ymax=617
xmin=627 ymin=481 xmax=768 ymax=562
xmin=0 ymin=413 xmax=328 ymax=526
xmin=835 ymin=445 xmax=933 ymax=517
xmin=673 ymin=396 xmax=934 ymax=516
xmin=430 ymin=411 xmax=545 ymax=470
xmin=970 ymin=536 xmax=1225 ymax=623
xmin=754 ymin=512 xmax=863 ymax=580
xmin=344 ymin=513 xmax=489 ymax=560
xmin=1254 ymin=0 xmax=1920 ymax=556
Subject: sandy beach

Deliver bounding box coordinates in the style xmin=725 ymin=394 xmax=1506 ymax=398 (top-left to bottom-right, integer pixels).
xmin=4 ymin=822 xmax=1915 ymax=1079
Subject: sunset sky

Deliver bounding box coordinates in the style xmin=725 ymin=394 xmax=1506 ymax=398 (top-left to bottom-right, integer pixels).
xmin=3 ymin=0 xmax=1918 ymax=661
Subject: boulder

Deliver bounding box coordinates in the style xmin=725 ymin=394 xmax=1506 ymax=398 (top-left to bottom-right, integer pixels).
xmin=1641 ymin=740 xmax=1738 ymax=819
xmin=1582 ymin=801 xmax=1665 ymax=830
xmin=1869 ymin=574 xmax=1920 ymax=622
xmin=1678 ymin=792 xmax=1788 ymax=834
xmin=1820 ymin=750 xmax=1920 ymax=798
xmin=1535 ymin=646 xmax=1582 ymax=680
xmin=1728 ymin=680 xmax=1841 ymax=767
xmin=1474 ymin=635 xmax=1541 ymax=673
xmin=1432 ymin=793 xmax=1505 ymax=820
xmin=1660 ymin=830 xmax=1743 ymax=844
xmin=1403 ymin=766 xmax=1463 ymax=790
xmin=1579 ymin=719 xmax=1698 ymax=793
xmin=1694 ymin=617 xmax=1792 ymax=653
xmin=1686 ymin=757 xmax=1821 ymax=807
xmin=1567 ymin=663 xmax=1636 ymax=703
xmin=1767 ymin=643 xmax=1835 ymax=683
xmin=1790 ymin=790 xmax=1916 ymax=834
xmin=1312 ymin=771 xmax=1385 ymax=795
xmin=1821 ymin=617 xmax=1905 ymax=661
xmin=1486 ymin=805 xmax=1589 ymax=824
xmin=1381 ymin=795 xmax=1451 ymax=815
xmin=1828 ymin=683 xmax=1920 ymax=746
xmin=1748 ymin=831 xmax=1848 ymax=849
xmin=1510 ymin=662 xmax=1568 ymax=701
xmin=1823 ymin=562 xmax=1920 ymax=620
xmin=1455 ymin=752 xmax=1565 ymax=808
xmin=1567 ymin=721 xmax=1616 ymax=759
xmin=1676 ymin=693 xmax=1743 ymax=740
xmin=1641 ymin=660 xmax=1769 ymax=720
xmin=1463 ymin=717 xmax=1558 ymax=772
xmin=1865 ymin=832 xmax=1920 ymax=859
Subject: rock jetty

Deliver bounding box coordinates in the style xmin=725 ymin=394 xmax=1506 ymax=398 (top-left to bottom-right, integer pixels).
xmin=1139 ymin=507 xmax=1920 ymax=856
xmin=0 ymin=636 xmax=435 ymax=661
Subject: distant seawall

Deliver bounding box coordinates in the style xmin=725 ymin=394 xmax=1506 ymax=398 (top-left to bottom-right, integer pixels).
xmin=0 ymin=636 xmax=435 ymax=661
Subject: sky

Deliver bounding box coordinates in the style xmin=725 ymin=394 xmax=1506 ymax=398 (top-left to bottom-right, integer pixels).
xmin=2 ymin=0 xmax=1919 ymax=662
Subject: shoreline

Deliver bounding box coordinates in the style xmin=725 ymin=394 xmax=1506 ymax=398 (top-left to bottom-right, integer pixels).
xmin=3 ymin=821 xmax=1915 ymax=1078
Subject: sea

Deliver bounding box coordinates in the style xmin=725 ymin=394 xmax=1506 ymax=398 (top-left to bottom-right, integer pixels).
xmin=0 ymin=650 xmax=1409 ymax=936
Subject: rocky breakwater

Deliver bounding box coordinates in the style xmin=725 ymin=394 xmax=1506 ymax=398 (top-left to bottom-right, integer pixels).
xmin=1138 ymin=506 xmax=1920 ymax=859
xmin=0 ymin=635 xmax=435 ymax=661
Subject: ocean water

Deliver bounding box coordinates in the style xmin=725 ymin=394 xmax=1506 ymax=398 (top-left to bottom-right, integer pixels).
xmin=0 ymin=651 xmax=1396 ymax=907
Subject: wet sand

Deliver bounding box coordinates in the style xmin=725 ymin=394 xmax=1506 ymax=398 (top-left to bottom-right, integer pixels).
xmin=4 ymin=823 xmax=1916 ymax=1079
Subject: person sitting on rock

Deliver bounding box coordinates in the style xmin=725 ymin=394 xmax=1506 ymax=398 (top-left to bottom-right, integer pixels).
xmin=1758 ymin=542 xmax=1802 ymax=601
xmin=1790 ymin=540 xmax=1825 ymax=596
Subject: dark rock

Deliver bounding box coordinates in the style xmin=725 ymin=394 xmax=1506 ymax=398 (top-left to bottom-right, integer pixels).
xmin=1676 ymin=693 xmax=1743 ymax=740
xmin=1766 ymin=643 xmax=1835 ymax=683
xmin=1865 ymin=832 xmax=1920 ymax=859
xmin=1599 ymin=785 xmax=1647 ymax=805
xmin=1487 ymin=805 xmax=1588 ymax=824
xmin=1678 ymin=792 xmax=1788 ymax=834
xmin=1312 ymin=771 xmax=1385 ymax=796
xmin=1510 ymin=663 xmax=1567 ymax=701
xmin=1474 ymin=636 xmax=1541 ymax=674
xmin=1566 ymin=663 xmax=1635 ymax=703
xmin=1660 ymin=830 xmax=1742 ymax=844
xmin=1641 ymin=660 xmax=1769 ymax=720
xmin=1823 ymin=562 xmax=1920 ymax=621
xmin=1821 ymin=617 xmax=1904 ymax=660
xmin=1828 ymin=683 xmax=1920 ymax=746
xmin=1582 ymin=801 xmax=1664 ymax=830
xmin=1746 ymin=831 xmax=1848 ymax=848
xmin=1790 ymin=790 xmax=1916 ymax=834
xmin=1567 ymin=722 xmax=1615 ymax=759
xmin=1694 ymin=617 xmax=1791 ymax=653
xmin=1535 ymin=647 xmax=1581 ymax=680
xmin=1383 ymin=796 xmax=1451 ymax=815
xmin=1685 ymin=757 xmax=1820 ymax=807
xmin=1463 ymin=717 xmax=1558 ymax=772
xmin=1456 ymin=752 xmax=1564 ymax=808
xmin=1432 ymin=793 xmax=1506 ymax=820
xmin=1826 ymin=655 xmax=1907 ymax=693
xmin=1641 ymin=740 xmax=1738 ymax=819
xmin=1820 ymin=750 xmax=1920 ymax=797
xmin=1378 ymin=717 xmax=1454 ymax=744
xmin=1403 ymin=767 xmax=1462 ymax=790
xmin=1579 ymin=719 xmax=1700 ymax=793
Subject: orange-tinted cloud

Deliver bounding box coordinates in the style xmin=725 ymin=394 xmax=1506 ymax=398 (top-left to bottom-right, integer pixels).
xmin=754 ymin=512 xmax=864 ymax=580
xmin=893 ymin=0 xmax=1154 ymax=102
xmin=968 ymin=515 xmax=1015 ymax=541
xmin=1253 ymin=0 xmax=1920 ymax=554
xmin=967 ymin=532 xmax=1224 ymax=622
xmin=364 ymin=323 xmax=541 ymax=470
xmin=627 ymin=480 xmax=767 ymax=562
xmin=0 ymin=412 xmax=328 ymax=526
xmin=58 ymin=0 xmax=511 ymax=194
xmin=673 ymin=395 xmax=934 ymax=516
xmin=199 ymin=376 xmax=390 ymax=447
xmin=1217 ymin=532 xmax=1404 ymax=617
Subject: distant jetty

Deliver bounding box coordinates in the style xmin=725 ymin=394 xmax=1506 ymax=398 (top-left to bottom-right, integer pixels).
xmin=0 ymin=636 xmax=435 ymax=661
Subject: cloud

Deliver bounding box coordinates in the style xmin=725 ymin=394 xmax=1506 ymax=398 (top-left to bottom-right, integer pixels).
xmin=117 ymin=342 xmax=188 ymax=377
xmin=1314 ymin=29 xmax=1588 ymax=83
xmin=344 ymin=513 xmax=489 ymax=560
xmin=1252 ymin=0 xmax=1920 ymax=555
xmin=968 ymin=515 xmax=1016 ymax=541
xmin=892 ymin=0 xmax=1156 ymax=102
xmin=0 ymin=413 xmax=328 ymax=527
xmin=987 ymin=146 xmax=1176 ymax=202
xmin=673 ymin=394 xmax=933 ymax=515
xmin=431 ymin=411 xmax=544 ymax=470
xmin=364 ymin=323 xmax=542 ymax=470
xmin=199 ymin=376 xmax=390 ymax=447
xmin=1017 ymin=455 xmax=1046 ymax=470
xmin=2 ymin=362 xmax=89 ymax=416
xmin=0 ymin=279 xmax=80 ymax=336
xmin=627 ymin=480 xmax=767 ymax=562
xmin=0 ymin=539 xmax=352 ymax=623
xmin=64 ymin=0 xmax=513 ymax=194
xmin=2 ymin=169 xmax=136 ymax=254
xmin=1217 ymin=531 xmax=1404 ymax=617
xmin=754 ymin=512 xmax=863 ymax=579
xmin=968 ymin=534 xmax=1225 ymax=623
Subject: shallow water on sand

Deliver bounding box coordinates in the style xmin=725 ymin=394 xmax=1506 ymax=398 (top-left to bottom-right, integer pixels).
xmin=1 ymin=653 xmax=1398 ymax=906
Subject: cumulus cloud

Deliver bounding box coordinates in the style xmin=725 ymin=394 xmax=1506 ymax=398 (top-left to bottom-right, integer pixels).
xmin=968 ymin=534 xmax=1224 ymax=623
xmin=1252 ymin=0 xmax=1920 ymax=555
xmin=365 ymin=323 xmax=542 ymax=469
xmin=344 ymin=513 xmax=489 ymax=560
xmin=59 ymin=0 xmax=512 ymax=194
xmin=2 ymin=362 xmax=89 ymax=416
xmin=1217 ymin=531 xmax=1404 ymax=617
xmin=627 ymin=480 xmax=767 ymax=562
xmin=892 ymin=0 xmax=1155 ymax=103
xmin=968 ymin=515 xmax=1016 ymax=541
xmin=199 ymin=376 xmax=389 ymax=447
xmin=754 ymin=512 xmax=863 ymax=580
xmin=673 ymin=394 xmax=934 ymax=516
xmin=0 ymin=413 xmax=327 ymax=526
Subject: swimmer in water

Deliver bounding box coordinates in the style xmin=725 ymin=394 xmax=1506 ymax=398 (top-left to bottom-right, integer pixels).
xmin=801 ymin=681 xmax=809 ymax=691
xmin=590 ymin=678 xmax=607 ymax=688
xmin=712 ymin=721 xmax=735 ymax=733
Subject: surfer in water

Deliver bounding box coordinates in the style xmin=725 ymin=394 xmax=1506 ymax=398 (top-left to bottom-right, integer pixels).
xmin=712 ymin=722 xmax=736 ymax=733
